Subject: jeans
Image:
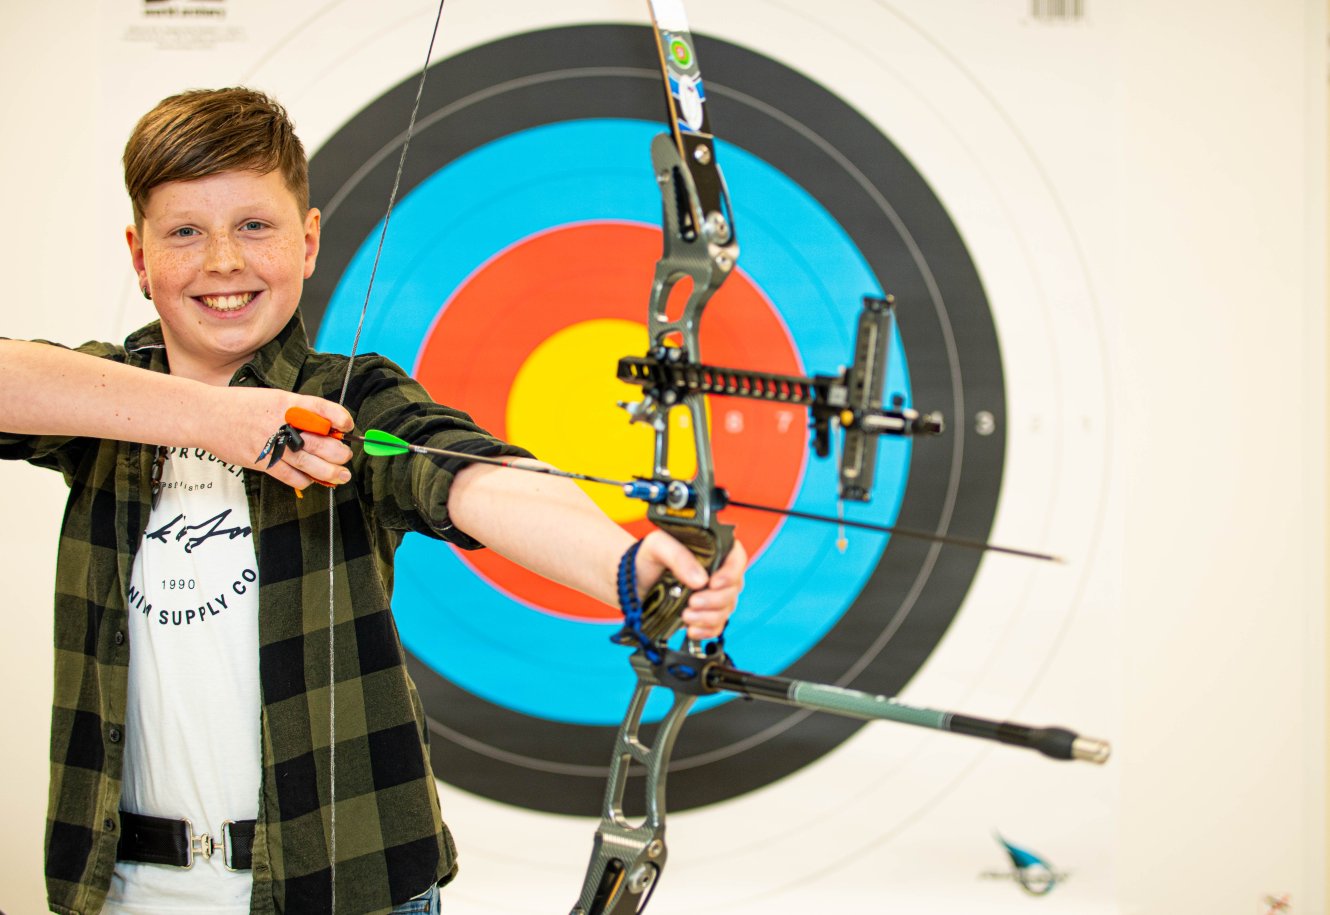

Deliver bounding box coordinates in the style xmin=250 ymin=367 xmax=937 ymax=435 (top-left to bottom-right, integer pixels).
xmin=390 ymin=883 xmax=441 ymax=914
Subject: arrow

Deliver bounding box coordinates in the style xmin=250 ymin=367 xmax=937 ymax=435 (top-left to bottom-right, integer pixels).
xmin=283 ymin=407 xmax=1062 ymax=563
xmin=284 ymin=407 xmax=667 ymax=496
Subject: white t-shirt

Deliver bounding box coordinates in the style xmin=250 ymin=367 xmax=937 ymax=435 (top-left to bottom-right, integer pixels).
xmin=104 ymin=448 xmax=261 ymax=914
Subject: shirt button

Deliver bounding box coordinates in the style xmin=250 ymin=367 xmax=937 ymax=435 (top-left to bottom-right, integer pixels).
xmin=108 ymin=727 xmax=121 ymax=743
xmin=114 ymin=630 xmax=125 ymax=646
xmin=104 ymin=818 xmax=116 ymax=832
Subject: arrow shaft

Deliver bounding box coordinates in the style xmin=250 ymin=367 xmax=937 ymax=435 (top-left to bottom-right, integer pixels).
xmin=315 ymin=420 xmax=1059 ymax=563
xmin=723 ymin=498 xmax=1062 ymax=563
xmin=344 ymin=433 xmax=637 ymax=491
xmin=344 ymin=431 xmax=1060 ymax=562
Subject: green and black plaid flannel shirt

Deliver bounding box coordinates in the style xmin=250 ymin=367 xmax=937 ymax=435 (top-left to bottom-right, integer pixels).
xmin=1 ymin=314 xmax=530 ymax=915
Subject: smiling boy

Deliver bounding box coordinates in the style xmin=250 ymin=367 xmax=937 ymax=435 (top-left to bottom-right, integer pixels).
xmin=0 ymin=88 xmax=745 ymax=915
xmin=128 ymin=168 xmax=319 ymax=387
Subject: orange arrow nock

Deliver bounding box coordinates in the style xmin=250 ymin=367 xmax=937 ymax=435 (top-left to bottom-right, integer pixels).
xmin=285 ymin=406 xmax=345 ymax=440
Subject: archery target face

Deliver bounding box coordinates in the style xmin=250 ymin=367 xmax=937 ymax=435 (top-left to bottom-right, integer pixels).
xmin=306 ymin=25 xmax=1007 ymax=816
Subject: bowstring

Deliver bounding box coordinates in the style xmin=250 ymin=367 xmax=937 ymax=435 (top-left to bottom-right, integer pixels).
xmin=327 ymin=2 xmax=447 ymax=908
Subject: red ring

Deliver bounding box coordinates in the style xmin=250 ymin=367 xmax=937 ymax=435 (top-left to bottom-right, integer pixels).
xmin=415 ymin=223 xmax=807 ymax=620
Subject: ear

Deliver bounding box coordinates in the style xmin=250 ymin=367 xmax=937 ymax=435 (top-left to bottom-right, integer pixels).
xmin=126 ymin=223 xmax=146 ymax=280
xmin=303 ymin=207 xmax=321 ymax=279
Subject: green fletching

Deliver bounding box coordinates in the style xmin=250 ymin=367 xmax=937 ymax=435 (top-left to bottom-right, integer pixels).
xmin=360 ymin=428 xmax=411 ymax=457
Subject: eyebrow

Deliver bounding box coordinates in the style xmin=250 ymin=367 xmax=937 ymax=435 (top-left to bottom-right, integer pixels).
xmin=150 ymin=201 xmax=291 ymax=224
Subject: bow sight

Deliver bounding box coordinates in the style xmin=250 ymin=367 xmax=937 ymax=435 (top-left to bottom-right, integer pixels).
xmin=618 ymin=293 xmax=946 ymax=503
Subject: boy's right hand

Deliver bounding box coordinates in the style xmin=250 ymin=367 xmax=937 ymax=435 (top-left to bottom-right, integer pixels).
xmin=204 ymin=387 xmax=354 ymax=491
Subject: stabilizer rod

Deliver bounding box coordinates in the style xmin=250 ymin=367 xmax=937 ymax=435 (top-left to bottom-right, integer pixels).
xmin=706 ymin=665 xmax=1110 ymax=764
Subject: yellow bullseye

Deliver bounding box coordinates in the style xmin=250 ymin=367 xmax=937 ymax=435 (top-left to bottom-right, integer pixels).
xmin=507 ymin=319 xmax=701 ymax=523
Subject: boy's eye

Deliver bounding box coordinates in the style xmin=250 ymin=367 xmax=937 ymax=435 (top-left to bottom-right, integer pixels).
xmin=173 ymin=227 xmax=199 ymax=238
xmin=242 ymin=220 xmax=266 ymax=231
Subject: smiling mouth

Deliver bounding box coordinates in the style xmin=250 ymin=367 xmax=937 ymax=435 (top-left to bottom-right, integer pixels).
xmin=198 ymin=292 xmax=258 ymax=313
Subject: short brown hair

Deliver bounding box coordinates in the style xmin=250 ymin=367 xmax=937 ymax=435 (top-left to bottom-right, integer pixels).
xmin=123 ymin=87 xmax=309 ymax=224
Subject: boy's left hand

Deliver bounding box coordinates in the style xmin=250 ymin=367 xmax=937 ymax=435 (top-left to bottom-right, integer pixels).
xmin=633 ymin=530 xmax=748 ymax=641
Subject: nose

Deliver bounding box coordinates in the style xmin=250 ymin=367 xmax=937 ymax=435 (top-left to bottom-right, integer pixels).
xmin=204 ymin=232 xmax=244 ymax=274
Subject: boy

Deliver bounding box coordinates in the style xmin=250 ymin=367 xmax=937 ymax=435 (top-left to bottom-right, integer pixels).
xmin=0 ymin=87 xmax=745 ymax=915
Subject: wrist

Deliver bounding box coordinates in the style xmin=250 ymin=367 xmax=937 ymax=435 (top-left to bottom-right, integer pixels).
xmin=179 ymin=380 xmax=225 ymax=453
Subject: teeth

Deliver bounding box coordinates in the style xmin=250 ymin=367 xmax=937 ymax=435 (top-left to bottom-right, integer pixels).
xmin=200 ymin=292 xmax=256 ymax=312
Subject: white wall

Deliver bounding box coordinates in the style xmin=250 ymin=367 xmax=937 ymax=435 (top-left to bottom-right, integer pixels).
xmin=1114 ymin=3 xmax=1326 ymax=911
xmin=0 ymin=2 xmax=1324 ymax=913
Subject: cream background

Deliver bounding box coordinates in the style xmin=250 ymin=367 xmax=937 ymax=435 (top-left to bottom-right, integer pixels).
xmin=0 ymin=1 xmax=1325 ymax=913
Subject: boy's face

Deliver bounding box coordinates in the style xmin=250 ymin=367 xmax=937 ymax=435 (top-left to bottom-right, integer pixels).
xmin=126 ymin=169 xmax=320 ymax=385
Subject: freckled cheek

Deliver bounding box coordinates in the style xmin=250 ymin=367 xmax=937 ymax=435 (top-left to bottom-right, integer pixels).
xmin=256 ymin=242 xmax=311 ymax=286
xmin=145 ymin=250 xmax=198 ymax=297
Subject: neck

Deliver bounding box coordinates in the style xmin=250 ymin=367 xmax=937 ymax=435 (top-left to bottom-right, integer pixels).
xmin=165 ymin=351 xmax=248 ymax=387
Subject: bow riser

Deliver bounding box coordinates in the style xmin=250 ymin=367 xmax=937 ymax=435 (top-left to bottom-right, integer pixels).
xmin=622 ymin=132 xmax=739 ymax=642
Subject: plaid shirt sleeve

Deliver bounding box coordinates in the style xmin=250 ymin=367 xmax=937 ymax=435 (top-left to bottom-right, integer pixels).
xmin=337 ymin=352 xmax=533 ymax=546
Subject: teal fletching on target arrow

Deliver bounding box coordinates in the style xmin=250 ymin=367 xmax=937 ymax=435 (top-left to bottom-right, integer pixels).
xmin=360 ymin=429 xmax=411 ymax=457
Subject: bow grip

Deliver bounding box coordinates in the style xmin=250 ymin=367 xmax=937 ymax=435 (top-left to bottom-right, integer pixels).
xmin=636 ymin=519 xmax=734 ymax=644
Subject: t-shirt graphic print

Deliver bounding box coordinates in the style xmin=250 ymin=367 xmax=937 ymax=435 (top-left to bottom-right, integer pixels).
xmin=107 ymin=448 xmax=261 ymax=914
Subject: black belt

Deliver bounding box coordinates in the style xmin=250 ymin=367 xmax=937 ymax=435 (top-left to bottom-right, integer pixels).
xmin=117 ymin=811 xmax=255 ymax=870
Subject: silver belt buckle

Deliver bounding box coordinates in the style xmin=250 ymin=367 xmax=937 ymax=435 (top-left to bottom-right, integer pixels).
xmin=183 ymin=818 xmax=238 ymax=870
